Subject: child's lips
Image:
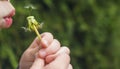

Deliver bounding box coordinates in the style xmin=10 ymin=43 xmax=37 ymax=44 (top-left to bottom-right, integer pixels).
xmin=4 ymin=17 xmax=13 ymax=28
xmin=3 ymin=10 xmax=15 ymax=28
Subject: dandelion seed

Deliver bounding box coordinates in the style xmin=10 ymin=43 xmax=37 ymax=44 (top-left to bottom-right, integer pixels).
xmin=24 ymin=4 xmax=37 ymax=10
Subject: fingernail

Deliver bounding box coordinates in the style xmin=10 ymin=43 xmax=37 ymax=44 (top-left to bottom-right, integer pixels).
xmin=39 ymin=49 xmax=46 ymax=58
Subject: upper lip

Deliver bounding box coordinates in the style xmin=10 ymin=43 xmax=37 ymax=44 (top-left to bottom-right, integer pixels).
xmin=4 ymin=10 xmax=15 ymax=18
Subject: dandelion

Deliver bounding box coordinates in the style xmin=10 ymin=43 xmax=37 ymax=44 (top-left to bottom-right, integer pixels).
xmin=22 ymin=4 xmax=43 ymax=40
xmin=22 ymin=16 xmax=43 ymax=40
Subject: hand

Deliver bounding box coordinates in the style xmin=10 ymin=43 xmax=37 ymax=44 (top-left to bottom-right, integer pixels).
xmin=30 ymin=47 xmax=73 ymax=69
xmin=19 ymin=32 xmax=61 ymax=69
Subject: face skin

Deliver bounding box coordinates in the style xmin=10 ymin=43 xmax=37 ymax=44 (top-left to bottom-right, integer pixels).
xmin=0 ymin=0 xmax=15 ymax=28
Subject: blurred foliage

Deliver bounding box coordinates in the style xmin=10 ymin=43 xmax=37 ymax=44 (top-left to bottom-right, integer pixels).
xmin=0 ymin=0 xmax=120 ymax=69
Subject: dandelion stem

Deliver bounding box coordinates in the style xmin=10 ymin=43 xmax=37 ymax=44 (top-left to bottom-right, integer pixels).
xmin=33 ymin=25 xmax=41 ymax=40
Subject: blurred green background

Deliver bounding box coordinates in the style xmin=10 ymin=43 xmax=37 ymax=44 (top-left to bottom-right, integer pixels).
xmin=0 ymin=0 xmax=120 ymax=69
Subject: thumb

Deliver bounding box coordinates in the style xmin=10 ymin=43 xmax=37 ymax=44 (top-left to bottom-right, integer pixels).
xmin=30 ymin=57 xmax=44 ymax=69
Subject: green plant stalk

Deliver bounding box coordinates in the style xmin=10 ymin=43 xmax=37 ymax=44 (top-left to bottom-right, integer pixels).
xmin=33 ymin=25 xmax=41 ymax=40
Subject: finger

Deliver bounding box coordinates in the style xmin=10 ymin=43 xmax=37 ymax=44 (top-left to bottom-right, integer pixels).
xmin=45 ymin=47 xmax=70 ymax=63
xmin=56 ymin=46 xmax=70 ymax=55
xmin=40 ymin=32 xmax=54 ymax=48
xmin=68 ymin=64 xmax=73 ymax=69
xmin=29 ymin=32 xmax=53 ymax=49
xmin=45 ymin=39 xmax=61 ymax=55
xmin=45 ymin=53 xmax=70 ymax=69
xmin=30 ymin=58 xmax=44 ymax=69
xmin=28 ymin=32 xmax=54 ymax=55
xmin=39 ymin=39 xmax=60 ymax=58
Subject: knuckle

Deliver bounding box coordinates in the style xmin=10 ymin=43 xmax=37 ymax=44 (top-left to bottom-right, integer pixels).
xmin=61 ymin=46 xmax=70 ymax=54
xmin=41 ymin=32 xmax=53 ymax=38
xmin=54 ymin=39 xmax=61 ymax=46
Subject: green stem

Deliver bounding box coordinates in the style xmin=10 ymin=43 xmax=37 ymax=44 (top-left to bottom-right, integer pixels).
xmin=33 ymin=25 xmax=41 ymax=40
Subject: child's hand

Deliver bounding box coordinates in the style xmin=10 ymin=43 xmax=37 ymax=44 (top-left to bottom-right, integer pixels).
xmin=19 ymin=32 xmax=61 ymax=69
xmin=31 ymin=47 xmax=72 ymax=69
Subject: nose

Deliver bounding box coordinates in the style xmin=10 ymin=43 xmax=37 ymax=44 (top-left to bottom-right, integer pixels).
xmin=0 ymin=1 xmax=16 ymax=16
xmin=9 ymin=1 xmax=15 ymax=12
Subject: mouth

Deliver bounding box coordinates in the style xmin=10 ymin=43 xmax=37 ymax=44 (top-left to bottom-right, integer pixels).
xmin=3 ymin=10 xmax=15 ymax=28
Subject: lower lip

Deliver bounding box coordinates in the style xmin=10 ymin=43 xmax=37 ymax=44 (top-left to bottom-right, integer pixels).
xmin=4 ymin=17 xmax=13 ymax=28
